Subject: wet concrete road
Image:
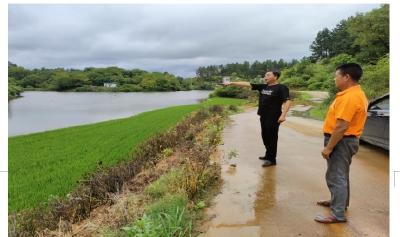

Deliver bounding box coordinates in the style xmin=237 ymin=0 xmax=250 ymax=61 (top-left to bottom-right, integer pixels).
xmin=200 ymin=109 xmax=389 ymax=237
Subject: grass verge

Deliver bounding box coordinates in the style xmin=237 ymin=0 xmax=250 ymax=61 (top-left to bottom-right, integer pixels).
xmin=9 ymin=98 xmax=242 ymax=236
xmin=102 ymin=107 xmax=226 ymax=237
xmin=309 ymin=103 xmax=329 ymax=121
xmin=290 ymin=91 xmax=315 ymax=106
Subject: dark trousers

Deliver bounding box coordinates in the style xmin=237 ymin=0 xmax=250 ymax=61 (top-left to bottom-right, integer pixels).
xmin=260 ymin=116 xmax=280 ymax=163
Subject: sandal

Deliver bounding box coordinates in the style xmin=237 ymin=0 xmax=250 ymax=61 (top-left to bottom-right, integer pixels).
xmin=314 ymin=214 xmax=346 ymax=224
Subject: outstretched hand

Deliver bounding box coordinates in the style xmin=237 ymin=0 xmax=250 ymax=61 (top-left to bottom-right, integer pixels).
xmin=223 ymin=82 xmax=231 ymax=86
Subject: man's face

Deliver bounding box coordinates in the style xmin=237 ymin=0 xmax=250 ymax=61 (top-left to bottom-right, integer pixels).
xmin=334 ymin=70 xmax=350 ymax=90
xmin=264 ymin=72 xmax=276 ymax=84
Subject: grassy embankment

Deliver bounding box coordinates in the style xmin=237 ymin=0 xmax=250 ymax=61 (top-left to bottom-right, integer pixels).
xmin=102 ymin=105 xmax=230 ymax=237
xmin=9 ymin=97 xmax=246 ymax=213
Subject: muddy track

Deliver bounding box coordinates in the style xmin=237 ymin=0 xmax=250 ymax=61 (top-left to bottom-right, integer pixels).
xmin=200 ymin=109 xmax=389 ymax=237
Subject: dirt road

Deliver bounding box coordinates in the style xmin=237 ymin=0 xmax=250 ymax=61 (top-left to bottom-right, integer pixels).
xmin=200 ymin=109 xmax=389 ymax=237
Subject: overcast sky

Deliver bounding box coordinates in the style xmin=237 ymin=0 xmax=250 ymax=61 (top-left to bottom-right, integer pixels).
xmin=8 ymin=4 xmax=379 ymax=77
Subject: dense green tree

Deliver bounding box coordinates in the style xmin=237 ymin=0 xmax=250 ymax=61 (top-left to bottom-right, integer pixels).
xmin=8 ymin=65 xmax=29 ymax=81
xmin=361 ymin=54 xmax=389 ymax=99
xmin=310 ymin=28 xmax=333 ymax=60
xmin=20 ymin=74 xmax=43 ymax=88
xmin=347 ymin=4 xmax=389 ymax=63
xmin=49 ymin=70 xmax=87 ymax=91
xmin=195 ymin=58 xmax=295 ymax=87
xmin=139 ymin=75 xmax=157 ymax=91
xmin=8 ymin=77 xmax=23 ymax=100
xmin=281 ymin=4 xmax=389 ymax=96
xmin=329 ymin=20 xmax=359 ymax=57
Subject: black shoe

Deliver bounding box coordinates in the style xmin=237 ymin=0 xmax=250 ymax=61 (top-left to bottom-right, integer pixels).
xmin=259 ymin=156 xmax=268 ymax=160
xmin=262 ymin=160 xmax=276 ymax=167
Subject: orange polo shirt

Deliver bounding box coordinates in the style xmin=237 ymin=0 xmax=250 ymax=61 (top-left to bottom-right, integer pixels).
xmin=323 ymin=85 xmax=368 ymax=138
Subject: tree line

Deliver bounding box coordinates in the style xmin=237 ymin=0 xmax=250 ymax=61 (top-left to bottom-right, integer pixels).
xmin=207 ymin=4 xmax=389 ymax=100
xmin=196 ymin=59 xmax=297 ymax=81
xmin=7 ymin=63 xmax=208 ymax=100
xmin=310 ymin=4 xmax=388 ymax=63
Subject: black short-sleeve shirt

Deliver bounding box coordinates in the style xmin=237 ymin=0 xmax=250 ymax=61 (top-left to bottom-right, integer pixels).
xmin=250 ymin=83 xmax=290 ymax=117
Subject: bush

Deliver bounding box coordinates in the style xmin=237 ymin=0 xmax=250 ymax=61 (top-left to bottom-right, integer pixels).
xmin=361 ymin=54 xmax=389 ymax=99
xmin=281 ymin=76 xmax=308 ymax=88
xmin=122 ymin=214 xmax=160 ymax=237
xmin=145 ymin=169 xmax=184 ymax=199
xmin=307 ymin=82 xmax=324 ymax=90
xmin=210 ymin=86 xmax=252 ymax=99
xmin=309 ymin=103 xmax=329 ymax=121
xmin=228 ymin=105 xmax=239 ymax=113
xmin=122 ymin=205 xmax=191 ymax=237
xmin=8 ymin=77 xmax=23 ymax=100
xmin=146 ymin=194 xmax=189 ymax=220
xmin=322 ymin=54 xmax=389 ymax=104
xmin=119 ymin=84 xmax=143 ymax=92
xmin=329 ymin=54 xmax=357 ymax=68
xmin=73 ymin=85 xmax=95 ymax=92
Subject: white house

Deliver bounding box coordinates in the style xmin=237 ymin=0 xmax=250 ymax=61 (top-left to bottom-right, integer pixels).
xmin=222 ymin=76 xmax=231 ymax=84
xmin=104 ymin=82 xmax=117 ymax=88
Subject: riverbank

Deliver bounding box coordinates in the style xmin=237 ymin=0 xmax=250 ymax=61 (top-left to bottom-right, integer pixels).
xmin=9 ymin=98 xmax=244 ymax=236
xmin=9 ymin=97 xmax=246 ymax=212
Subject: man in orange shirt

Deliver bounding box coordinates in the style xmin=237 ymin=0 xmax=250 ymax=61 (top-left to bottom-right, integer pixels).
xmin=314 ymin=63 xmax=368 ymax=224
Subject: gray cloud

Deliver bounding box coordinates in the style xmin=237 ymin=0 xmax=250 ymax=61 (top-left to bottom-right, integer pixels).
xmin=9 ymin=4 xmax=380 ymax=77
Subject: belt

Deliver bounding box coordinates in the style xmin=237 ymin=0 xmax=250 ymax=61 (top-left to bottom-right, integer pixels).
xmin=324 ymin=133 xmax=357 ymax=138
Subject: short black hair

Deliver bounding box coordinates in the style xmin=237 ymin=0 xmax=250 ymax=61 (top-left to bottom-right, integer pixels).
xmin=272 ymin=71 xmax=281 ymax=79
xmin=336 ymin=63 xmax=363 ymax=82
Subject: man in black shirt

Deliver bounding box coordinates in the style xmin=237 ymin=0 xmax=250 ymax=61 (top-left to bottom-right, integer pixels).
xmin=224 ymin=71 xmax=291 ymax=167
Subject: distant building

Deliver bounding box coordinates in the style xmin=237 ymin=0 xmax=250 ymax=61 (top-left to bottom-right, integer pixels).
xmin=222 ymin=76 xmax=230 ymax=84
xmin=104 ymin=82 xmax=117 ymax=88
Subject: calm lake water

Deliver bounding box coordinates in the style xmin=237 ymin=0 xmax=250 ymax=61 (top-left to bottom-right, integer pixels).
xmin=8 ymin=91 xmax=211 ymax=137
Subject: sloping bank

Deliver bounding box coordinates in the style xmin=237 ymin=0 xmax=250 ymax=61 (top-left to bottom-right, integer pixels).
xmin=8 ymin=97 xmax=247 ymax=236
